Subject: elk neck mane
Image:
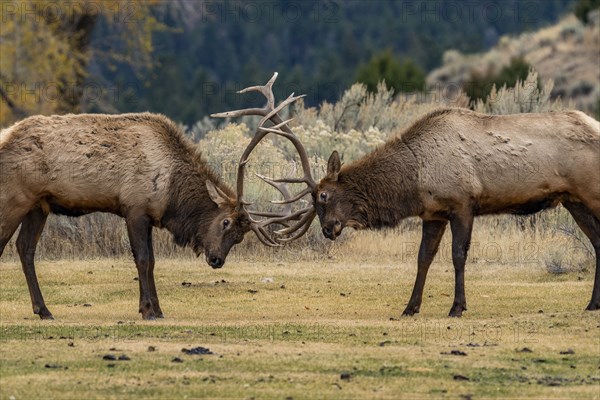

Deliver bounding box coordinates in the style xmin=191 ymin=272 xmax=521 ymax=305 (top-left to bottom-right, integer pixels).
xmin=336 ymin=135 xmax=422 ymax=229
xmin=139 ymin=113 xmax=233 ymax=253
xmin=332 ymin=108 xmax=473 ymax=229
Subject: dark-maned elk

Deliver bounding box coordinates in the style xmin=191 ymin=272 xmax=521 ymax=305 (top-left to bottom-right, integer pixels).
xmin=0 ymin=93 xmax=294 ymax=320
xmin=225 ymin=75 xmax=600 ymax=317
xmin=313 ymin=110 xmax=600 ymax=316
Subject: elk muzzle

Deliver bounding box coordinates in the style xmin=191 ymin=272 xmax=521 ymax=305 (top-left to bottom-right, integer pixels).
xmin=205 ymin=251 xmax=225 ymax=269
xmin=322 ymin=219 xmax=342 ymax=240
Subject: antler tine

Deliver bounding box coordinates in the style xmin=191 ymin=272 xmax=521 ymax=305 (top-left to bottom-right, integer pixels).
xmin=275 ymin=215 xmax=314 ymax=244
xmin=270 ymin=187 xmax=311 ymax=205
xmin=243 ymin=208 xmax=287 ymax=230
xmin=238 ymin=72 xmax=277 ymax=108
xmin=260 ymin=93 xmax=305 ymax=126
xmin=261 ymin=205 xmax=312 ymax=226
xmin=210 ymin=107 xmax=266 ymax=119
xmin=246 ymin=210 xmax=289 ymax=218
xmin=258 ymin=125 xmax=316 ymax=189
xmin=275 ymin=207 xmax=317 ymax=242
xmin=251 ymin=225 xmax=281 ymax=247
xmin=245 ymin=209 xmax=293 ymax=229
xmin=260 ymin=117 xmax=295 ymax=135
xmin=275 ymin=207 xmax=316 ymax=236
xmin=240 ymin=164 xmax=299 ymax=232
xmin=210 ymin=72 xmax=279 ymax=119
xmin=244 ymin=203 xmax=310 ymax=233
xmin=256 ymin=173 xmax=292 ymax=214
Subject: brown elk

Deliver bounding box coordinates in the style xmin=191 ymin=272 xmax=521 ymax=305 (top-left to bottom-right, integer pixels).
xmin=304 ymin=109 xmax=600 ymax=316
xmin=232 ymin=80 xmax=600 ymax=317
xmin=0 ymin=78 xmax=297 ymax=320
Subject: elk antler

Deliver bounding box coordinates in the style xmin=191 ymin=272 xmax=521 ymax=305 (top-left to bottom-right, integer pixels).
xmin=210 ymin=72 xmax=317 ymax=245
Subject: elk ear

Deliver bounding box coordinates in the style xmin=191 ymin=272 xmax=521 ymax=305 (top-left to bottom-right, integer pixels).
xmin=326 ymin=151 xmax=341 ymax=181
xmin=206 ymin=181 xmax=230 ymax=208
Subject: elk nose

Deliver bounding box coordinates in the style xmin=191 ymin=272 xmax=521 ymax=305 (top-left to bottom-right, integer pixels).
xmin=333 ymin=219 xmax=342 ymax=231
xmin=208 ymin=256 xmax=224 ymax=269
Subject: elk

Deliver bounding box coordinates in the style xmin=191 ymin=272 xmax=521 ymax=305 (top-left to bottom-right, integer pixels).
xmin=232 ymin=80 xmax=600 ymax=317
xmin=0 ymin=81 xmax=296 ymax=320
xmin=292 ymin=108 xmax=600 ymax=316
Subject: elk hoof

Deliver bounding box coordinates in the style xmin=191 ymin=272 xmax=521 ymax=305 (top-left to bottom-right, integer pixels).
xmin=585 ymin=301 xmax=600 ymax=311
xmin=139 ymin=301 xmax=158 ymax=320
xmin=152 ymin=305 xmax=164 ymax=318
xmin=140 ymin=307 xmax=157 ymax=320
xmin=448 ymin=303 xmax=466 ymax=318
xmin=36 ymin=307 xmax=54 ymax=320
xmin=401 ymin=305 xmax=420 ymax=317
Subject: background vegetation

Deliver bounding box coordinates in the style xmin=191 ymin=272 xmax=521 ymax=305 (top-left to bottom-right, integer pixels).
xmin=575 ymin=0 xmax=600 ymax=22
xmin=0 ymin=0 xmax=163 ymax=124
xmin=1 ymin=0 xmax=578 ymax=127
xmin=428 ymin=5 xmax=600 ymax=114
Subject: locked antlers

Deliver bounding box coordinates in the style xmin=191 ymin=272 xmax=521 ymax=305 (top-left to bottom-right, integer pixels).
xmin=211 ymin=73 xmax=317 ymax=245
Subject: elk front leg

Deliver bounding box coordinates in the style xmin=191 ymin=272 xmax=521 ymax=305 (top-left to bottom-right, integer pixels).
xmin=448 ymin=212 xmax=474 ymax=317
xmin=402 ymin=220 xmax=448 ymax=316
xmin=126 ymin=215 xmax=156 ymax=320
xmin=16 ymin=206 xmax=53 ymax=319
xmin=146 ymin=226 xmax=164 ymax=318
xmin=562 ymin=201 xmax=600 ymax=311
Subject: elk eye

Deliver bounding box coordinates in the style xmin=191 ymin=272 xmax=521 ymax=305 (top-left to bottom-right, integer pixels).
xmin=222 ymin=219 xmax=231 ymax=229
xmin=319 ymin=192 xmax=328 ymax=202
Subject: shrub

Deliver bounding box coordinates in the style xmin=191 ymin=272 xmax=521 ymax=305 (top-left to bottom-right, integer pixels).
xmin=356 ymin=51 xmax=426 ymax=94
xmin=575 ymin=0 xmax=600 ymax=23
xmin=465 ymin=58 xmax=535 ymax=104
xmin=474 ymin=69 xmax=565 ymax=115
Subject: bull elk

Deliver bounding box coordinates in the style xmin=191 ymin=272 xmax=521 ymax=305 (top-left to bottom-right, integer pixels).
xmin=0 ymin=76 xmax=299 ymax=320
xmin=227 ymin=75 xmax=600 ymax=317
xmin=310 ymin=109 xmax=600 ymax=316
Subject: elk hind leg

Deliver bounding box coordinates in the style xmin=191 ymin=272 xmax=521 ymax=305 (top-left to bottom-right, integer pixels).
xmin=562 ymin=201 xmax=600 ymax=311
xmin=402 ymin=220 xmax=448 ymax=316
xmin=146 ymin=227 xmax=163 ymax=318
xmin=448 ymin=211 xmax=474 ymax=317
xmin=16 ymin=205 xmax=53 ymax=319
xmin=126 ymin=214 xmax=156 ymax=320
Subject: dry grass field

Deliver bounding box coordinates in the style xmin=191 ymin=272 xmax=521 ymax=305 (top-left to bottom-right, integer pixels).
xmin=1 ymin=214 xmax=599 ymax=399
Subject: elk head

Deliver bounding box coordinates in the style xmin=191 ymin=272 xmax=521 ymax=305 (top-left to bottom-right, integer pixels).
xmin=293 ymin=150 xmax=365 ymax=241
xmin=313 ymin=150 xmax=360 ymax=240
xmin=201 ymin=181 xmax=250 ymax=268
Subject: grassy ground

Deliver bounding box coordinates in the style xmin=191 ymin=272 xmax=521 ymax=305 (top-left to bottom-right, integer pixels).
xmin=1 ymin=246 xmax=599 ymax=399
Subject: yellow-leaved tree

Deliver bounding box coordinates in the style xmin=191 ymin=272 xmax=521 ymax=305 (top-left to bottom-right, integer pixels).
xmin=0 ymin=0 xmax=164 ymax=127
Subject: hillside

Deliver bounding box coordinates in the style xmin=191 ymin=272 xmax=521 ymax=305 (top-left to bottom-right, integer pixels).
xmin=90 ymin=0 xmax=574 ymax=125
xmin=427 ymin=12 xmax=600 ymax=113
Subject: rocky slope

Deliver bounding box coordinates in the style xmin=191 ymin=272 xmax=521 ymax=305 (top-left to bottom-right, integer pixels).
xmin=427 ymin=12 xmax=600 ymax=113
